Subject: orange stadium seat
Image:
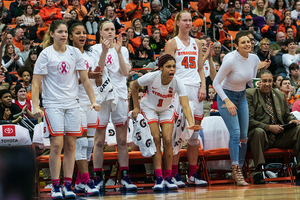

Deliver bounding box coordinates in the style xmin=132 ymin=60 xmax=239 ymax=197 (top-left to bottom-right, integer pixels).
xmin=3 ymin=0 xmax=12 ymax=10
xmin=120 ymin=21 xmax=132 ymax=30
xmin=204 ymin=13 xmax=211 ymax=28
xmin=228 ymin=30 xmax=239 ymax=41
xmin=87 ymin=34 xmax=96 ymax=45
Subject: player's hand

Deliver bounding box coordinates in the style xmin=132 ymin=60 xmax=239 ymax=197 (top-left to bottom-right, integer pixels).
xmin=132 ymin=107 xmax=140 ymax=120
xmin=198 ymin=87 xmax=206 ymax=102
xmin=33 ymin=108 xmax=44 ymax=118
xmin=225 ymin=99 xmax=237 ymax=116
xmin=88 ymin=67 xmax=102 ymax=79
xmin=186 ymin=124 xmax=202 ymax=130
xmin=101 ymin=39 xmax=110 ymax=54
xmin=114 ymin=34 xmax=122 ymax=53
xmin=91 ymin=103 xmax=101 ymax=112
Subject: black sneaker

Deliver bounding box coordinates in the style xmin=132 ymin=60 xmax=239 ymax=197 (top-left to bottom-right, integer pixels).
xmin=253 ymin=172 xmax=266 ymax=184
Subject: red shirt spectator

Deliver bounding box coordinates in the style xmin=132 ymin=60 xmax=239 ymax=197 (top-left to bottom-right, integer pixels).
xmin=146 ymin=13 xmax=168 ymax=39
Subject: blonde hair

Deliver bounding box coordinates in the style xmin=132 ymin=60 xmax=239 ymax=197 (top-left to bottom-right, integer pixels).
xmin=253 ymin=0 xmax=266 ymax=16
xmin=173 ymin=10 xmax=190 ymax=37
xmin=99 ymin=20 xmax=114 ymax=41
xmin=43 ymin=20 xmax=67 ymax=49
xmin=104 ymin=6 xmax=114 ymax=19
xmin=131 ymin=18 xmax=141 ymax=30
xmin=259 ymin=37 xmax=270 ymax=46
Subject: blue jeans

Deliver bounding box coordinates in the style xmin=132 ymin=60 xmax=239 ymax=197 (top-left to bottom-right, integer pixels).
xmin=217 ymin=89 xmax=249 ymax=167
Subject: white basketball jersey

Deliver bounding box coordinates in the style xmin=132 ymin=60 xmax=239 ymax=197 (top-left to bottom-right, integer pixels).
xmin=174 ymin=36 xmax=200 ymax=87
xmin=138 ymin=71 xmax=187 ymax=112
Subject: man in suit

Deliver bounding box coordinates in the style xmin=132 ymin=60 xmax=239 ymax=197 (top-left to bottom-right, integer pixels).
xmin=246 ymin=69 xmax=300 ymax=184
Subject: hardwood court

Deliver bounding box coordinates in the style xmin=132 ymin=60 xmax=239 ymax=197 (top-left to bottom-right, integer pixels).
xmin=38 ymin=183 xmax=300 ymax=199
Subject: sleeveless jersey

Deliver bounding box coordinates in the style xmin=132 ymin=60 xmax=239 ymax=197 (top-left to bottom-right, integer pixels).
xmin=138 ymin=71 xmax=187 ymax=112
xmin=174 ymin=36 xmax=200 ymax=87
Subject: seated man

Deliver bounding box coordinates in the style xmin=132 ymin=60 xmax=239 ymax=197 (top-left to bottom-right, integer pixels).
xmin=247 ymin=69 xmax=300 ymax=184
xmin=222 ymin=0 xmax=242 ymax=31
xmin=0 ymin=89 xmax=22 ymax=120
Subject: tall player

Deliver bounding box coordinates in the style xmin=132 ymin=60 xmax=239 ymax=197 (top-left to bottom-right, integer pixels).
xmin=165 ymin=11 xmax=208 ymax=187
xmin=131 ymin=54 xmax=201 ymax=191
xmin=32 ymin=20 xmax=101 ymax=199
xmin=91 ymin=21 xmax=137 ymax=191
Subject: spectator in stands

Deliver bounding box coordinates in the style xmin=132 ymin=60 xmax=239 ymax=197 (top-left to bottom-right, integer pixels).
xmin=270 ymin=32 xmax=285 ymax=53
xmin=0 ymin=89 xmax=22 ymax=120
xmin=274 ymin=41 xmax=288 ymax=76
xmin=234 ymin=0 xmax=242 ymax=14
xmin=66 ymin=0 xmax=87 ymax=21
xmin=84 ymin=0 xmax=104 ymax=14
xmin=13 ymin=16 xmax=24 ymax=34
xmin=189 ymin=19 xmax=203 ymax=39
xmin=198 ymin=0 xmax=217 ymax=14
xmin=141 ymin=6 xmax=151 ymax=27
xmin=291 ymin=1 xmax=300 ymax=20
xmin=210 ymin=0 xmax=225 ymax=25
xmin=102 ymin=6 xmax=123 ymax=34
xmin=283 ymin=9 xmax=296 ymax=26
xmin=241 ymin=2 xmax=257 ymax=19
xmin=135 ymin=36 xmax=154 ymax=60
xmin=126 ymin=27 xmax=141 ymax=51
xmin=247 ymin=31 xmax=259 ymax=53
xmin=222 ymin=0 xmax=242 ymax=31
xmin=146 ymin=14 xmax=168 ymax=39
xmin=257 ymin=38 xmax=278 ymax=74
xmin=253 ymin=0 xmax=268 ymax=16
xmin=286 ymin=26 xmax=294 ymax=39
xmin=69 ymin=8 xmax=79 ymax=20
xmin=3 ymin=33 xmax=21 ymax=56
xmin=9 ymin=84 xmax=16 ymax=100
xmin=15 ymin=0 xmax=29 ymax=17
xmin=13 ymin=84 xmax=34 ymax=118
xmin=278 ymin=16 xmax=297 ymax=38
xmin=83 ymin=7 xmax=100 ymax=35
xmin=0 ymin=0 xmax=12 ymax=24
xmin=39 ymin=0 xmax=62 ymax=24
xmin=132 ymin=18 xmax=148 ymax=37
xmin=21 ymin=5 xmax=35 ymax=27
xmin=62 ymin=13 xmax=72 ymax=23
xmin=28 ymin=14 xmax=46 ymax=43
xmin=166 ymin=8 xmax=178 ymax=35
xmin=261 ymin=14 xmax=277 ymax=42
xmin=240 ymin=15 xmax=261 ymax=41
xmin=262 ymin=7 xmax=281 ymax=28
xmin=150 ymin=0 xmax=171 ymax=25
xmin=282 ymin=39 xmax=300 ymax=77
xmin=149 ymin=27 xmax=165 ymax=55
xmin=289 ymin=63 xmax=300 ymax=87
xmin=2 ymin=43 xmax=24 ymax=73
xmin=246 ymin=70 xmax=300 ymax=185
xmin=19 ymin=39 xmax=30 ymax=62
xmin=273 ymin=74 xmax=283 ymax=89
xmin=10 ymin=0 xmax=20 ymax=18
xmin=13 ymin=28 xmax=24 ymax=52
xmin=113 ymin=0 xmax=125 ymax=21
xmin=212 ymin=41 xmax=222 ymax=63
xmin=203 ymin=86 xmax=218 ymax=117
xmin=121 ymin=31 xmax=134 ymax=59
xmin=24 ymin=48 xmax=37 ymax=69
xmin=53 ymin=0 xmax=68 ymax=11
xmin=280 ymin=78 xmax=297 ymax=107
xmin=274 ymin=0 xmax=287 ymax=20
xmin=125 ymin=0 xmax=144 ymax=21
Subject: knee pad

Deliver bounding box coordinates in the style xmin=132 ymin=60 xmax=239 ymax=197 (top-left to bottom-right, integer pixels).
xmin=75 ymin=137 xmax=88 ymax=161
xmin=187 ymin=131 xmax=199 ymax=146
xmin=87 ymin=128 xmax=96 ymax=137
xmin=87 ymin=138 xmax=94 ymax=162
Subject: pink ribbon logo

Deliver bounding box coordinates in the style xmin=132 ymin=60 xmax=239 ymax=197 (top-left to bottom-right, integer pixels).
xmin=85 ymin=60 xmax=89 ymax=69
xmin=61 ymin=62 xmax=67 ymax=74
xmin=57 ymin=61 xmax=70 ymax=75
xmin=107 ymin=55 xmax=112 ymax=64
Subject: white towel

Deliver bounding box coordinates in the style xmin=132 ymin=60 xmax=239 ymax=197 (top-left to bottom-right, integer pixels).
xmin=128 ymin=111 xmax=156 ymax=157
xmin=96 ymin=68 xmax=118 ymax=110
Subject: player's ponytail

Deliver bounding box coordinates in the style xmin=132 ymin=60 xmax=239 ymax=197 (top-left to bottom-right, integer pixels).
xmin=43 ymin=20 xmax=67 ymax=49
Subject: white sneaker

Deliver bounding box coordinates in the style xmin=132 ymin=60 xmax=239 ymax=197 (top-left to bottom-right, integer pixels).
xmin=171 ymin=174 xmax=186 ymax=188
xmin=74 ymin=182 xmax=85 ymax=193
xmin=187 ymin=173 xmax=208 ymax=187
xmin=94 ymin=176 xmax=103 ymax=191
xmin=121 ymin=175 xmax=137 ymax=191
xmin=51 ymin=183 xmax=63 ymax=200
xmin=153 ymin=176 xmax=164 ymax=191
xmin=45 ymin=183 xmax=52 ymax=189
xmin=85 ymin=180 xmax=100 ymax=196
xmin=164 ymin=177 xmax=178 ymax=190
xmin=62 ymin=182 xmax=76 ymax=199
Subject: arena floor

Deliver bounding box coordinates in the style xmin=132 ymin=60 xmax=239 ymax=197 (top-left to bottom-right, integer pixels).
xmin=37 ymin=183 xmax=300 ymax=199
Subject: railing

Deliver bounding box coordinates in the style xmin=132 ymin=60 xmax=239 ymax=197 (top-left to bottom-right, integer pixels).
xmin=212 ymin=24 xmax=233 ymax=52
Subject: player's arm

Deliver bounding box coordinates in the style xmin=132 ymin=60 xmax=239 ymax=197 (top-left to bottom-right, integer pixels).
xmin=179 ymin=96 xmax=201 ymax=130
xmin=78 ymin=70 xmax=101 ymax=112
xmin=164 ymin=39 xmax=177 ymax=57
xmin=32 ymin=74 xmax=43 ymax=118
xmin=196 ymin=39 xmax=206 ymax=102
xmin=116 ymin=35 xmax=130 ymax=76
xmin=131 ymin=80 xmax=141 ymax=120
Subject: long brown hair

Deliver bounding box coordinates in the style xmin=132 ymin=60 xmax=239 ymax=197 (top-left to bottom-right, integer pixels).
xmin=173 ymin=10 xmax=190 ymax=37
xmin=4 ymin=43 xmax=15 ymax=57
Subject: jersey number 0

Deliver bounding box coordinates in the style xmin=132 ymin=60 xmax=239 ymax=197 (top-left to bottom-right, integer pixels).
xmin=182 ymin=56 xmax=196 ymax=69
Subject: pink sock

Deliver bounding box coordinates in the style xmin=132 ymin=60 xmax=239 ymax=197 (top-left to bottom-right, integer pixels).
xmin=75 ymin=170 xmax=82 ymax=184
xmin=172 ymin=165 xmax=178 ymax=176
xmin=51 ymin=179 xmax=60 ymax=187
xmin=155 ymin=169 xmax=163 ymax=178
xmin=163 ymin=169 xmax=172 ymax=179
xmin=120 ymin=166 xmax=129 ymax=171
xmin=81 ymin=173 xmax=90 ymax=184
xmin=189 ymin=165 xmax=197 ymax=177
xmin=63 ymin=177 xmax=72 ymax=186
